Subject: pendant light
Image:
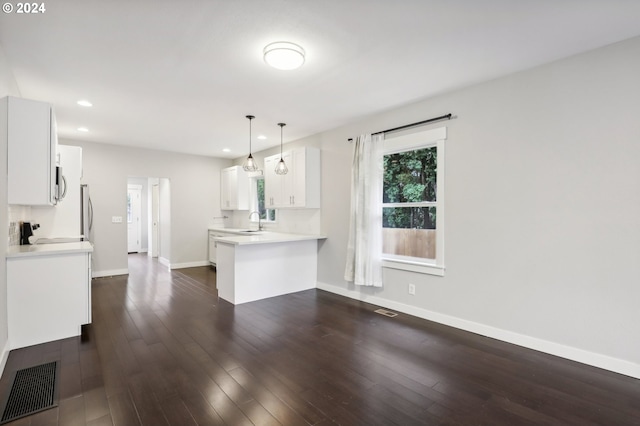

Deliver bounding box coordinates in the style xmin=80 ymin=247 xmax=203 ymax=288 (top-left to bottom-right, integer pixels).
xmin=242 ymin=115 xmax=258 ymax=172
xmin=274 ymin=123 xmax=288 ymax=175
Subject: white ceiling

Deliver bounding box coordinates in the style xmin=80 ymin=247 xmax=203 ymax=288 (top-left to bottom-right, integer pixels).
xmin=1 ymin=1 xmax=640 ymax=158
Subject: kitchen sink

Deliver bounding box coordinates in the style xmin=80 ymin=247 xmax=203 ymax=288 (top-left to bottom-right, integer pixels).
xmin=237 ymin=229 xmax=262 ymax=233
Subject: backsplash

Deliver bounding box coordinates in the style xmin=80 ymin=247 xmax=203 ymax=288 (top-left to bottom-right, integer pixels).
xmin=7 ymin=205 xmax=31 ymax=246
xmin=8 ymin=221 xmax=19 ymax=246
xmin=229 ymin=208 xmax=321 ymax=235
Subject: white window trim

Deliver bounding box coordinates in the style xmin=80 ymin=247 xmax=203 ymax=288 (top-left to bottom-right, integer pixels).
xmin=382 ymin=126 xmax=446 ymax=276
xmin=382 ymin=258 xmax=445 ymax=276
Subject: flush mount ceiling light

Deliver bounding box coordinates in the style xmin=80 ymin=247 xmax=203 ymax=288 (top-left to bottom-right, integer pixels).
xmin=242 ymin=115 xmax=258 ymax=172
xmin=77 ymin=100 xmax=92 ymax=107
xmin=77 ymin=127 xmax=89 ymax=132
xmin=274 ymin=123 xmax=288 ymax=175
xmin=263 ymin=42 xmax=305 ymax=70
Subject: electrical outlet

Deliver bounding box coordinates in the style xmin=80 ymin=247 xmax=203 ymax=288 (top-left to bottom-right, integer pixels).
xmin=408 ymin=283 xmax=416 ymax=295
xmin=112 ymin=216 xmax=123 ymax=223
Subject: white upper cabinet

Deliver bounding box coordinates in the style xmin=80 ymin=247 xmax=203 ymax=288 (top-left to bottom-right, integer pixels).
xmin=264 ymin=154 xmax=283 ymax=207
xmin=220 ymin=165 xmax=250 ymax=210
xmin=2 ymin=96 xmax=58 ymax=206
xmin=264 ymin=147 xmax=320 ymax=209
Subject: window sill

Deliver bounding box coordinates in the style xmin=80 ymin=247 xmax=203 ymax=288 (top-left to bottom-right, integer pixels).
xmin=382 ymin=258 xmax=445 ymax=276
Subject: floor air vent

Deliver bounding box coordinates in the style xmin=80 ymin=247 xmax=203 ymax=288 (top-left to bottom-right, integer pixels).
xmin=374 ymin=308 xmax=398 ymax=318
xmin=1 ymin=361 xmax=59 ymax=424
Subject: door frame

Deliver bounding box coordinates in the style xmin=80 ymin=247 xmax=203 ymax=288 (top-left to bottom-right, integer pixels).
xmin=150 ymin=183 xmax=159 ymax=258
xmin=127 ymin=184 xmax=143 ymax=253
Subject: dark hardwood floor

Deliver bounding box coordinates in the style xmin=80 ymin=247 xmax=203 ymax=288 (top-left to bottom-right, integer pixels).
xmin=1 ymin=253 xmax=639 ymax=425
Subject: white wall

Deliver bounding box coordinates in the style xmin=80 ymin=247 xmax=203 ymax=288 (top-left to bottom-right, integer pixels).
xmin=257 ymin=37 xmax=640 ymax=377
xmin=60 ymin=139 xmax=231 ymax=275
xmin=0 ymin=43 xmax=20 ymax=374
xmin=0 ymin=44 xmax=20 ymax=97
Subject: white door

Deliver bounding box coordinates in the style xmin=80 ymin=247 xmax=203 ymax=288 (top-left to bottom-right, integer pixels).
xmin=150 ymin=184 xmax=159 ymax=257
xmin=127 ymin=185 xmax=142 ymax=253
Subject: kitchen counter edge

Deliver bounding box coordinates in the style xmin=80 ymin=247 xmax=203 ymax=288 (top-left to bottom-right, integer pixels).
xmin=209 ymin=228 xmax=326 ymax=246
xmin=6 ymin=242 xmax=94 ymax=258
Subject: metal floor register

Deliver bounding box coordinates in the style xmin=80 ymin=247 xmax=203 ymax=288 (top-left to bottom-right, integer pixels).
xmin=0 ymin=361 xmax=59 ymax=424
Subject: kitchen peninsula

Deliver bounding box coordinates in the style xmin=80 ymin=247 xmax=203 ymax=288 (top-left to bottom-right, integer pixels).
xmin=209 ymin=228 xmax=325 ymax=305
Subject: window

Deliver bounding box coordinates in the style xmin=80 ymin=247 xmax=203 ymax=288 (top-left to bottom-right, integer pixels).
xmin=382 ymin=127 xmax=446 ymax=276
xmin=251 ymin=177 xmax=276 ymax=222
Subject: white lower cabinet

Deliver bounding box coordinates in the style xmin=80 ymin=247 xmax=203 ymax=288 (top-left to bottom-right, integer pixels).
xmin=7 ymin=251 xmax=92 ymax=350
xmin=209 ymin=232 xmax=218 ymax=264
xmin=209 ymin=230 xmax=235 ymax=265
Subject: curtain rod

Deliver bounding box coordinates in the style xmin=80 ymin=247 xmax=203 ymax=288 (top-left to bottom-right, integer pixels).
xmin=348 ymin=113 xmax=453 ymax=142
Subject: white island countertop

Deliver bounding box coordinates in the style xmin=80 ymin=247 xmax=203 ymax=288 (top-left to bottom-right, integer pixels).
xmin=209 ymin=228 xmax=326 ymax=246
xmin=6 ymin=241 xmax=94 ymax=258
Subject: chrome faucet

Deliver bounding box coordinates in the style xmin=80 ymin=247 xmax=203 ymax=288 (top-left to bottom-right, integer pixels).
xmin=248 ymin=211 xmax=263 ymax=231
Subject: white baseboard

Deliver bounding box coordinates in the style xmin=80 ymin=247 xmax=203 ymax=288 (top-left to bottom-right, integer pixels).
xmin=158 ymin=257 xmax=170 ymax=268
xmin=316 ymin=281 xmax=640 ymax=379
xmin=169 ymin=261 xmax=211 ymax=270
xmin=0 ymin=338 xmax=10 ymax=379
xmin=92 ymin=268 xmax=129 ymax=278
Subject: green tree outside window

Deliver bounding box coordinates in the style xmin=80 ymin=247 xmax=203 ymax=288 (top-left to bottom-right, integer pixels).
xmin=383 ymin=146 xmax=437 ymax=229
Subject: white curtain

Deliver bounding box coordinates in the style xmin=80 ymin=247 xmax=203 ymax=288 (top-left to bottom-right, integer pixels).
xmin=344 ymin=133 xmax=384 ymax=287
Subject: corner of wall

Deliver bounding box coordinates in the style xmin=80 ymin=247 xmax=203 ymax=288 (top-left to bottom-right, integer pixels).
xmin=0 ymin=338 xmax=10 ymax=377
xmin=0 ymin=42 xmax=21 ymax=97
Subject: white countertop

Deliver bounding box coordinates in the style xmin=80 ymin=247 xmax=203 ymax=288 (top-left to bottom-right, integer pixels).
xmin=209 ymin=228 xmax=326 ymax=246
xmin=6 ymin=241 xmax=94 ymax=258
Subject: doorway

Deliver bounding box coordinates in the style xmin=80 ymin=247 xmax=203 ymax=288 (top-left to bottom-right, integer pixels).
xmin=127 ymin=177 xmax=170 ymax=265
xmin=127 ymin=184 xmax=142 ymax=253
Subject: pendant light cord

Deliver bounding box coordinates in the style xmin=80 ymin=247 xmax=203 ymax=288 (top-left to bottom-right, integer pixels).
xmin=246 ymin=115 xmax=254 ymax=153
xmin=278 ymin=123 xmax=286 ymax=159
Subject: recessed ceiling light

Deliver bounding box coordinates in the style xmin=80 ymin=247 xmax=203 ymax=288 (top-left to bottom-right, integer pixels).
xmin=257 ymin=135 xmax=267 ymax=140
xmin=77 ymin=127 xmax=89 ymax=132
xmin=264 ymin=42 xmax=305 ymax=70
xmin=77 ymin=100 xmax=93 ymax=107
xmin=222 ymin=148 xmax=231 ymax=153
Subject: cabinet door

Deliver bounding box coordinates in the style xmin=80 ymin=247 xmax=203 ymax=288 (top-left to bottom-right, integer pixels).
xmin=209 ymin=233 xmax=217 ymax=263
xmin=220 ymin=167 xmax=237 ymax=209
xmin=290 ymin=149 xmax=307 ymax=207
xmin=7 ymin=97 xmax=56 ymax=205
xmin=264 ymin=155 xmax=284 ymax=208
xmin=220 ymin=166 xmax=250 ymax=210
xmin=7 ymin=253 xmax=90 ymax=349
xmin=265 ymin=148 xmax=320 ymax=209
xmin=281 ymin=150 xmax=296 ymax=206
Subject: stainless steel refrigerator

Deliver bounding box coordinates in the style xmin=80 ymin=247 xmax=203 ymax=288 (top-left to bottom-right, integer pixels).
xmin=80 ymin=184 xmax=93 ymax=242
